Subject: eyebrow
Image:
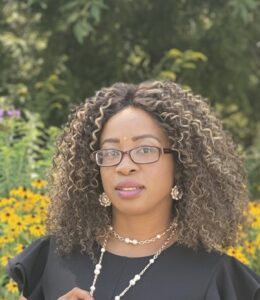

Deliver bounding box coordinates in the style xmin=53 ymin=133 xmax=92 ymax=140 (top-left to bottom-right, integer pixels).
xmin=101 ymin=134 xmax=162 ymax=147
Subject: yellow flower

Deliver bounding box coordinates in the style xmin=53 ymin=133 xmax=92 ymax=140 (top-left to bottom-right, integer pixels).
xmin=3 ymin=215 xmax=27 ymax=236
xmin=31 ymin=179 xmax=48 ymax=189
xmin=248 ymin=201 xmax=260 ymax=217
xmin=5 ymin=279 xmax=19 ymax=294
xmin=23 ymin=214 xmax=42 ymax=225
xmin=3 ymin=225 xmax=20 ymax=238
xmin=14 ymin=218 xmax=28 ymax=232
xmin=227 ymin=247 xmax=250 ymax=265
xmin=251 ymin=217 xmax=260 ymax=230
xmin=0 ymin=207 xmax=17 ymax=223
xmin=9 ymin=186 xmax=29 ymax=198
xmin=29 ymin=224 xmax=45 ymax=237
xmin=0 ymin=197 xmax=15 ymax=208
xmin=243 ymin=240 xmax=256 ymax=257
xmin=0 ymin=235 xmax=15 ymax=246
xmin=15 ymin=243 xmax=26 ymax=254
xmin=0 ymin=254 xmax=11 ymax=267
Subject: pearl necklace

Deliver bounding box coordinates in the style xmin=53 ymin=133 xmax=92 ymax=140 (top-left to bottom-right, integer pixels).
xmin=90 ymin=223 xmax=177 ymax=299
xmin=109 ymin=220 xmax=176 ymax=245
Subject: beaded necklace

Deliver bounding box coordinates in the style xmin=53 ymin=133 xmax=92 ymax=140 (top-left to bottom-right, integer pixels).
xmin=90 ymin=223 xmax=177 ymax=299
xmin=109 ymin=220 xmax=176 ymax=245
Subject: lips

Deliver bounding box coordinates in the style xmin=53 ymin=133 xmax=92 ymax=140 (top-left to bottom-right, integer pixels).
xmin=115 ymin=181 xmax=145 ymax=199
xmin=117 ymin=187 xmax=141 ymax=191
xmin=115 ymin=181 xmax=144 ymax=190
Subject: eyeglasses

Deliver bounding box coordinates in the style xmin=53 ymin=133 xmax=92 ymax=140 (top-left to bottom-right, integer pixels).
xmin=92 ymin=146 xmax=173 ymax=167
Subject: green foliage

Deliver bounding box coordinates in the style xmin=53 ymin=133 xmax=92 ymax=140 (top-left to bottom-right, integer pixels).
xmin=244 ymin=125 xmax=260 ymax=198
xmin=153 ymin=48 xmax=207 ymax=83
xmin=0 ymin=111 xmax=59 ymax=197
xmin=61 ymin=0 xmax=107 ymax=43
xmin=0 ymin=0 xmax=259 ymax=196
xmin=214 ymin=103 xmax=250 ymax=142
xmin=229 ymin=0 xmax=259 ymax=23
xmin=214 ymin=103 xmax=260 ymax=198
xmin=0 ymin=119 xmax=31 ymax=196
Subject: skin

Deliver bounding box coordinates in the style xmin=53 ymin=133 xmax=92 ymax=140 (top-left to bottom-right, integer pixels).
xmin=20 ymin=107 xmax=176 ymax=300
xmin=99 ymin=107 xmax=176 ymax=257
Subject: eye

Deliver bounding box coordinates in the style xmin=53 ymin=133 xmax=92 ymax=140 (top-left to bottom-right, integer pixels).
xmin=138 ymin=146 xmax=156 ymax=154
xmin=103 ymin=149 xmax=120 ymax=157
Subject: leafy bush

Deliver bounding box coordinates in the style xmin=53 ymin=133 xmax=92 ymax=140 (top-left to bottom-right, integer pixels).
xmin=244 ymin=125 xmax=260 ymax=198
xmin=0 ymin=108 xmax=59 ymax=197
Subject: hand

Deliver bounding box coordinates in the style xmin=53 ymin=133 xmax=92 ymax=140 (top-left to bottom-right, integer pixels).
xmin=57 ymin=287 xmax=94 ymax=300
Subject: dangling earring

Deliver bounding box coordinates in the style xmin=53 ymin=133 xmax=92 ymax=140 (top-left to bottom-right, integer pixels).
xmin=171 ymin=185 xmax=183 ymax=201
xmin=99 ymin=192 xmax=111 ymax=207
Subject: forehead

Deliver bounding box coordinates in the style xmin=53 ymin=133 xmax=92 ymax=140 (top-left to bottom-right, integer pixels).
xmin=100 ymin=107 xmax=169 ymax=144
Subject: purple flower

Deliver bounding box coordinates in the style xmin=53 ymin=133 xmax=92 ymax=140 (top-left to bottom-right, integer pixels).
xmin=6 ymin=109 xmax=21 ymax=118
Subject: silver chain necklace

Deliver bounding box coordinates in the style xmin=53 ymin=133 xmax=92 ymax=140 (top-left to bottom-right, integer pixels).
xmin=109 ymin=220 xmax=176 ymax=245
xmin=90 ymin=223 xmax=177 ymax=299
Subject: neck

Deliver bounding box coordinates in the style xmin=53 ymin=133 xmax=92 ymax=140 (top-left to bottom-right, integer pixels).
xmin=102 ymin=210 xmax=176 ymax=258
xmin=111 ymin=210 xmax=173 ymax=240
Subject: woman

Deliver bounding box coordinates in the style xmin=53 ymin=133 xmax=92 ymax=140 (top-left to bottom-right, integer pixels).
xmin=6 ymin=80 xmax=260 ymax=299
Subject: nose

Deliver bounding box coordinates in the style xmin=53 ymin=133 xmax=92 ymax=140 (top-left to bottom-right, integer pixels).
xmin=115 ymin=152 xmax=138 ymax=175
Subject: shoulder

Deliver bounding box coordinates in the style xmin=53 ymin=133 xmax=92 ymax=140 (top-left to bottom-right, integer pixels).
xmin=169 ymin=244 xmax=260 ymax=299
xmin=203 ymin=250 xmax=260 ymax=299
xmin=6 ymin=235 xmax=52 ymax=299
xmin=168 ymin=243 xmax=225 ymax=273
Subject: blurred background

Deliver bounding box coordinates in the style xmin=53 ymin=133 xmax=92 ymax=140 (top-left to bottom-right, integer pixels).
xmin=0 ymin=0 xmax=259 ymax=298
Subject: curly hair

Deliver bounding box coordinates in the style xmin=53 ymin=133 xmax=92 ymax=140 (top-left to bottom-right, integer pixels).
xmin=46 ymin=80 xmax=249 ymax=260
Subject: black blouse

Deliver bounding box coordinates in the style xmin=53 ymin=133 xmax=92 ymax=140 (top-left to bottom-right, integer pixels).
xmin=6 ymin=235 xmax=260 ymax=300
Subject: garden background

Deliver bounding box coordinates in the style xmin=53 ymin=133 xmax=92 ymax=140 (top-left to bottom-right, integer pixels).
xmin=0 ymin=0 xmax=259 ymax=298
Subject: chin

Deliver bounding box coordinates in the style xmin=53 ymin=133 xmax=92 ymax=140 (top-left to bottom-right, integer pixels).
xmin=112 ymin=202 xmax=153 ymax=217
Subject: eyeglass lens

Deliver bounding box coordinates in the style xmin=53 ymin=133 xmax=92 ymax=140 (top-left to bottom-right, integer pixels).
xmin=96 ymin=146 xmax=160 ymax=166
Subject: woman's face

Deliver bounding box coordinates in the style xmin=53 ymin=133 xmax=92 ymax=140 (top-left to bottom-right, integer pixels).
xmin=99 ymin=106 xmax=175 ymax=217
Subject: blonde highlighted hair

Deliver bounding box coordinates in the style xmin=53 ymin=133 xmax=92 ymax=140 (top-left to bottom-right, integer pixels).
xmin=46 ymin=80 xmax=249 ymax=259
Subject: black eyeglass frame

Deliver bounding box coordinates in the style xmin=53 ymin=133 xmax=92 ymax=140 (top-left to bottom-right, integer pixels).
xmin=91 ymin=146 xmax=173 ymax=167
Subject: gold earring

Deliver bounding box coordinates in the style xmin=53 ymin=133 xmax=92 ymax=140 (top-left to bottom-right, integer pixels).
xmin=99 ymin=192 xmax=111 ymax=207
xmin=171 ymin=185 xmax=183 ymax=201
